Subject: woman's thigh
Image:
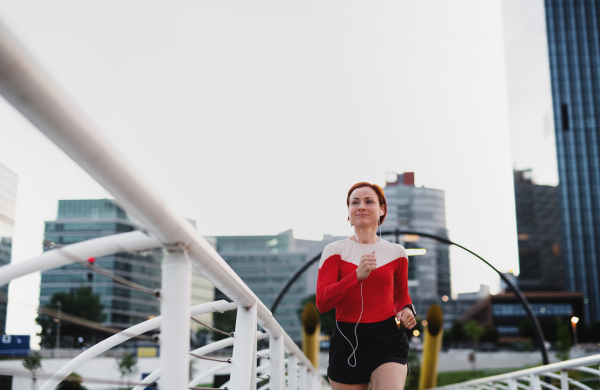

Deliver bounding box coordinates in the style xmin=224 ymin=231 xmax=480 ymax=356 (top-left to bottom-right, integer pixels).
xmin=370 ymin=362 xmax=408 ymax=390
xmin=329 ymin=378 xmax=370 ymax=390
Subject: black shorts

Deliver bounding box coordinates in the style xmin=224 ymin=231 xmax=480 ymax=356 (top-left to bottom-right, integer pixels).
xmin=328 ymin=316 xmax=410 ymax=385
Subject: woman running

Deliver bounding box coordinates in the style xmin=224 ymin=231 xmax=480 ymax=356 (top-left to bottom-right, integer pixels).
xmin=316 ymin=182 xmax=417 ymax=390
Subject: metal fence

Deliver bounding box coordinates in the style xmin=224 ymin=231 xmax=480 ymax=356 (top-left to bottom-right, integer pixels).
xmin=432 ymin=354 xmax=600 ymax=390
xmin=0 ymin=15 xmax=320 ymax=390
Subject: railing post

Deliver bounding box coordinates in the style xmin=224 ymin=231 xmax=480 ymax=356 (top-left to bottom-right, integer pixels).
xmin=288 ymin=354 xmax=298 ymax=390
xmin=311 ymin=369 xmax=321 ymax=390
xmin=160 ymin=249 xmax=191 ymax=388
xmin=560 ymin=369 xmax=569 ymax=390
xmin=299 ymin=364 xmax=308 ymax=390
xmin=230 ymin=303 xmax=258 ymax=390
xmin=508 ymin=378 xmax=517 ymax=390
xmin=270 ymin=334 xmax=285 ymax=390
xmin=530 ymin=374 xmax=541 ymax=390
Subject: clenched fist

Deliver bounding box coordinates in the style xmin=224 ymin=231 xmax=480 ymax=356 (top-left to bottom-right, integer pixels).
xmin=356 ymin=252 xmax=377 ymax=282
xmin=397 ymin=308 xmax=416 ymax=329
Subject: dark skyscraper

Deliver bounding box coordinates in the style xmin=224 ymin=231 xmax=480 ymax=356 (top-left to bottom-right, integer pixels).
xmin=514 ymin=170 xmax=564 ymax=292
xmin=545 ymin=1 xmax=600 ymax=321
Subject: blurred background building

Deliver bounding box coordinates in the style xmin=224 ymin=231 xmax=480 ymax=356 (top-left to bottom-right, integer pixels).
xmin=382 ymin=172 xmax=452 ymax=322
xmin=513 ymin=169 xmax=564 ymax=292
xmin=461 ymin=291 xmax=584 ymax=342
xmin=213 ymin=230 xmax=344 ymax=342
xmin=40 ymin=200 xmax=215 ymax=333
xmin=0 ymin=162 xmax=17 ymax=334
xmin=41 ymin=199 xmax=163 ymax=329
xmin=545 ymin=1 xmax=600 ymax=322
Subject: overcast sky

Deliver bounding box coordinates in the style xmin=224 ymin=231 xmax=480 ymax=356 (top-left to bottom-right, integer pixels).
xmin=0 ymin=0 xmax=556 ymax=347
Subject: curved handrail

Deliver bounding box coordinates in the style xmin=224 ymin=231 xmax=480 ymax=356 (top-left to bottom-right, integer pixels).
xmin=0 ymin=231 xmax=161 ymax=286
xmin=433 ymin=353 xmax=600 ymax=390
xmin=39 ymin=300 xmax=235 ymax=390
xmin=187 ymin=346 xmax=274 ymax=388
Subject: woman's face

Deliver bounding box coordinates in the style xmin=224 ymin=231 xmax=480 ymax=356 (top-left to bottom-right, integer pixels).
xmin=348 ymin=186 xmax=384 ymax=228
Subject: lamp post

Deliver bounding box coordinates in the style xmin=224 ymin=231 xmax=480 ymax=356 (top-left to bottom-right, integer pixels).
xmin=55 ymin=301 xmax=61 ymax=350
xmin=571 ymin=316 xmax=579 ymax=347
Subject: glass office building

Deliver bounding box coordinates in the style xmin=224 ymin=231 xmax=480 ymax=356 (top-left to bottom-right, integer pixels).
xmin=213 ymin=230 xmax=343 ymax=343
xmin=0 ymin=162 xmax=18 ymax=334
xmin=382 ymin=172 xmax=451 ymax=309
xmin=41 ymin=199 xmax=163 ymax=329
xmin=545 ymin=1 xmax=600 ymax=321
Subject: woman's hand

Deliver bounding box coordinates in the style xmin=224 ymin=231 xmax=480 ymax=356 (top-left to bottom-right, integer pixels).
xmin=356 ymin=252 xmax=377 ymax=282
xmin=397 ymin=308 xmax=416 ymax=329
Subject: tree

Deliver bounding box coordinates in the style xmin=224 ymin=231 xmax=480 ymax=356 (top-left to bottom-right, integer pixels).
xmin=36 ymin=287 xmax=106 ymax=348
xmin=463 ymin=320 xmax=484 ymax=348
xmin=211 ymin=308 xmax=237 ymax=341
xmin=555 ymin=317 xmax=571 ymax=361
xmin=480 ymin=326 xmax=499 ymax=344
xmin=22 ymin=352 xmax=42 ymax=390
xmin=442 ymin=321 xmax=470 ymax=348
xmin=116 ymin=352 xmax=139 ymax=386
xmin=57 ymin=373 xmax=87 ymax=390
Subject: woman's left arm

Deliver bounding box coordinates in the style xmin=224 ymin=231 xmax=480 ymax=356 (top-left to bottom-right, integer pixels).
xmin=393 ymin=255 xmax=417 ymax=329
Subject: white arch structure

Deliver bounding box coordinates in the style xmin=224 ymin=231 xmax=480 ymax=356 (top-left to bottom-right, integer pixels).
xmin=0 ymin=16 xmax=322 ymax=390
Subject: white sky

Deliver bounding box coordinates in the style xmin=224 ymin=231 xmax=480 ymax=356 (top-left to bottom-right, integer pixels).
xmin=0 ymin=0 xmax=556 ymax=347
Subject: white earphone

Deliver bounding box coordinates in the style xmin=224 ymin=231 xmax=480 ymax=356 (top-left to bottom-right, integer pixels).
xmin=336 ymin=210 xmax=384 ymax=367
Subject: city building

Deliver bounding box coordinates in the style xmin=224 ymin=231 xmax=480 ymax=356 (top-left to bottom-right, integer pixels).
xmin=514 ymin=170 xmax=564 ymax=291
xmin=460 ymin=291 xmax=585 ymax=342
xmin=434 ymin=285 xmax=490 ymax=330
xmin=0 ymin=162 xmax=18 ymax=334
xmin=545 ymin=1 xmax=600 ymax=321
xmin=41 ymin=199 xmax=163 ymax=329
xmin=213 ymin=230 xmax=344 ymax=343
xmin=381 ymin=172 xmax=452 ymax=315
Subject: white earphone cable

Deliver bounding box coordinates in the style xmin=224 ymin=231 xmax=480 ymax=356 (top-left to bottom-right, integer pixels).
xmin=335 ymin=210 xmax=383 ymax=367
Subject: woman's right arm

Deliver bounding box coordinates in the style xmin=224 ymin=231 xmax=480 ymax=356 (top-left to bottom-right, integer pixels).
xmin=316 ymin=246 xmax=362 ymax=313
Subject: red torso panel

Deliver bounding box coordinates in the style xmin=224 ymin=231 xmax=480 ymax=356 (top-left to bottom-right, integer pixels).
xmin=316 ymin=238 xmax=412 ymax=323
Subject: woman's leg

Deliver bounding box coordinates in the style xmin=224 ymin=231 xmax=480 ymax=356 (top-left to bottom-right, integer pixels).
xmin=370 ymin=362 xmax=408 ymax=390
xmin=329 ymin=378 xmax=370 ymax=390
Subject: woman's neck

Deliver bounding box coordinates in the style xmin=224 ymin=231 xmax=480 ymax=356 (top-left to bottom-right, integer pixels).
xmin=352 ymin=226 xmax=379 ymax=244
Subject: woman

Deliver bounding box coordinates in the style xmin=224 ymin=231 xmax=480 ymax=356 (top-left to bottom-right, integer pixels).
xmin=316 ymin=182 xmax=417 ymax=390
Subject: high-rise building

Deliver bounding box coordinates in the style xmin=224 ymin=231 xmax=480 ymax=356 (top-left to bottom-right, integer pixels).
xmin=213 ymin=230 xmax=344 ymax=342
xmin=41 ymin=199 xmax=163 ymax=329
xmin=381 ymin=172 xmax=451 ymax=310
xmin=0 ymin=162 xmax=18 ymax=334
xmin=545 ymin=1 xmax=600 ymax=321
xmin=514 ymin=170 xmax=564 ymax=291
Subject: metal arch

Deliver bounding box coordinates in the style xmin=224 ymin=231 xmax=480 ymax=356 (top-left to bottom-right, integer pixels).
xmin=270 ymin=228 xmax=550 ymax=365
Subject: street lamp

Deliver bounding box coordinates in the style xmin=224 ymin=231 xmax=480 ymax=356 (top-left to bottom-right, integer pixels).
xmin=571 ymin=316 xmax=579 ymax=347
xmin=55 ymin=301 xmax=61 ymax=350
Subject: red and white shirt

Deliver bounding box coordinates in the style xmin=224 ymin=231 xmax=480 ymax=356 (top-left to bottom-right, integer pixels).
xmin=316 ymin=238 xmax=412 ymax=323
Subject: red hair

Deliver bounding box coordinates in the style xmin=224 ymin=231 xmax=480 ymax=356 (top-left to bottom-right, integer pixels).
xmin=347 ymin=182 xmax=387 ymax=225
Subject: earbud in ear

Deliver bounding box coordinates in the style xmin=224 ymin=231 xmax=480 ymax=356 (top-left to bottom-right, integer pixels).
xmin=380 ymin=211 xmax=384 ymax=216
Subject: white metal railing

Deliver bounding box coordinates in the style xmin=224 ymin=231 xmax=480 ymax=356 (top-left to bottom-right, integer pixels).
xmin=0 ymin=15 xmax=320 ymax=390
xmin=432 ymin=354 xmax=600 ymax=390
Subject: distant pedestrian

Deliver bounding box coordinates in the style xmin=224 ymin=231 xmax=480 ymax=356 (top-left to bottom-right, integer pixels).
xmin=317 ymin=182 xmax=416 ymax=390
